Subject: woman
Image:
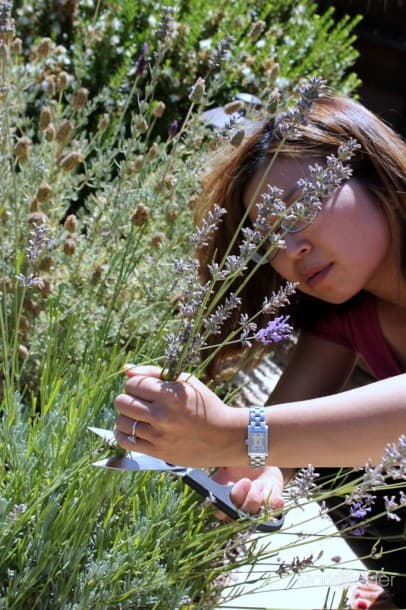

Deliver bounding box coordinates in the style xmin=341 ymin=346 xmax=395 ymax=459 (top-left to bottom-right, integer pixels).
xmin=114 ymin=94 xmax=406 ymax=608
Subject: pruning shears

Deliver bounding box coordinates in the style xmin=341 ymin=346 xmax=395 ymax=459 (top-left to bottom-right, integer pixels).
xmin=89 ymin=426 xmax=284 ymax=533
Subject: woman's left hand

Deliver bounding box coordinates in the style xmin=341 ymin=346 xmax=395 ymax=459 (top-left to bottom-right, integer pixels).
xmin=114 ymin=365 xmax=248 ymax=468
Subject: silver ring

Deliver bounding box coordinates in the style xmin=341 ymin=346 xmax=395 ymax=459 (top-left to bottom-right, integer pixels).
xmin=128 ymin=420 xmax=137 ymax=443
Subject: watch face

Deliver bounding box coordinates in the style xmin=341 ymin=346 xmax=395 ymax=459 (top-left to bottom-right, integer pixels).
xmin=248 ymin=431 xmax=268 ymax=454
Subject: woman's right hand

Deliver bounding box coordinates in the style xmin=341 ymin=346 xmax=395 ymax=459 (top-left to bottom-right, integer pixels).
xmin=212 ymin=465 xmax=285 ymax=520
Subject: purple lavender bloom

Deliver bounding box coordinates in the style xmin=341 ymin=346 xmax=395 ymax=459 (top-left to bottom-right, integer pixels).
xmin=136 ymin=43 xmax=148 ymax=77
xmin=351 ymin=523 xmax=365 ymax=537
xmin=254 ymin=315 xmax=293 ymax=345
xmin=168 ymin=120 xmax=179 ymax=138
xmin=350 ymin=502 xmax=371 ymax=519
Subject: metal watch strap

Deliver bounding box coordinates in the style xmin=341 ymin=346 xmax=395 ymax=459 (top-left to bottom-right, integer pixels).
xmin=250 ymin=454 xmax=267 ymax=468
xmin=247 ymin=405 xmax=269 ymax=469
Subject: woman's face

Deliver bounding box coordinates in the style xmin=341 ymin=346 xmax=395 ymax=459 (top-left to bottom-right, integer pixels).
xmin=244 ymin=157 xmax=392 ymax=304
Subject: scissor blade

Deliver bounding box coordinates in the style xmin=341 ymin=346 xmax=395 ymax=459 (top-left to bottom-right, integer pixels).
xmin=88 ymin=426 xmax=116 ymax=445
xmin=94 ymin=455 xmax=186 ymax=472
xmin=89 ymin=426 xmax=187 ymax=472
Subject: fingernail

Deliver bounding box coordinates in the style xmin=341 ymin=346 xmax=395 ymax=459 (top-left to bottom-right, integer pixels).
xmin=272 ymin=497 xmax=285 ymax=509
xmin=354 ymin=592 xmax=361 ymax=598
xmin=357 ymin=601 xmax=368 ymax=609
xmin=123 ymin=363 xmax=136 ymax=372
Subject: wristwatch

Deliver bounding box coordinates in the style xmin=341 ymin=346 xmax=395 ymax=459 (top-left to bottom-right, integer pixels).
xmin=246 ymin=405 xmax=269 ymax=468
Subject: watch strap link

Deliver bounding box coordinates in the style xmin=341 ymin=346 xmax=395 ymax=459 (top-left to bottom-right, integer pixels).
xmin=247 ymin=405 xmax=269 ymax=469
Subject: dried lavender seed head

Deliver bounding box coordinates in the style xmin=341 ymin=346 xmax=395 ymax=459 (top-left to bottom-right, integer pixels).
xmin=63 ymin=237 xmax=76 ymax=256
xmin=36 ymin=182 xmax=53 ymax=202
xmin=1 ymin=275 xmax=13 ymax=293
xmin=250 ymin=20 xmax=266 ymax=40
xmin=72 ymin=87 xmax=89 ymax=110
xmin=39 ymin=106 xmax=52 ymax=131
xmin=44 ymin=75 xmax=56 ymax=96
xmin=59 ymin=151 xmax=82 ymax=171
xmin=27 ymin=211 xmax=48 ymax=225
xmin=148 ymin=143 xmax=159 ymax=159
xmin=56 ymin=119 xmax=74 ymax=144
xmin=97 ymin=113 xmax=109 ymax=132
xmin=11 ymin=37 xmax=21 ymax=54
xmin=164 ymin=174 xmax=176 ymax=190
xmin=57 ymin=71 xmax=70 ymax=91
xmin=14 ymin=136 xmax=31 ymax=162
xmin=131 ymin=204 xmax=149 ymax=226
xmin=64 ymin=214 xmax=78 ymax=233
xmin=38 ymin=256 xmax=54 ymax=271
xmin=23 ymin=298 xmax=41 ymax=314
xmin=189 ymin=77 xmax=205 ymax=104
xmin=89 ymin=266 xmax=103 ymax=286
xmin=165 ymin=207 xmax=178 ymax=222
xmin=37 ymin=37 xmax=53 ymax=58
xmin=136 ymin=116 xmax=148 ymax=133
xmin=154 ymin=101 xmax=166 ymax=118
xmin=18 ymin=344 xmax=29 ymax=359
xmin=36 ymin=278 xmax=51 ymax=296
xmin=131 ymin=156 xmax=145 ymax=172
xmin=44 ymin=124 xmax=56 ymax=142
xmin=150 ymin=232 xmax=165 ymax=248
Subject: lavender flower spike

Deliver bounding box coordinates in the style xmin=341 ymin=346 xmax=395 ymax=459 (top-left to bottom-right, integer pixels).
xmin=255 ymin=315 xmax=293 ymax=345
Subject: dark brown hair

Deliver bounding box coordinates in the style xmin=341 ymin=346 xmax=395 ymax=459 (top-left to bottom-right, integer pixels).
xmin=195 ymin=94 xmax=406 ymax=379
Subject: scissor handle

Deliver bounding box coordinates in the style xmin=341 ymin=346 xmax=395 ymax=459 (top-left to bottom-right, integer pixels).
xmin=184 ymin=469 xmax=284 ymax=533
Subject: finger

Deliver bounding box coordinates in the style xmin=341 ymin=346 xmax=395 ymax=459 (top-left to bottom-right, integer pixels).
xmin=212 ymin=468 xmax=234 ymax=487
xmin=230 ymin=478 xmax=253 ymax=509
xmin=114 ymin=427 xmax=156 ymax=455
xmin=214 ymin=480 xmax=247 ymax=522
xmin=114 ymin=393 xmax=152 ymax=421
xmin=123 ymin=364 xmax=163 ymax=378
xmin=235 ymin=479 xmax=267 ymax=515
xmin=213 ymin=509 xmax=232 ymax=522
xmin=232 ymin=478 xmax=284 ymax=514
xmin=124 ymin=374 xmax=188 ymax=404
xmin=123 ymin=365 xmax=201 ymax=389
xmin=114 ymin=414 xmax=155 ymax=443
xmin=124 ymin=366 xmax=208 ymax=397
xmin=262 ymin=478 xmax=285 ymax=510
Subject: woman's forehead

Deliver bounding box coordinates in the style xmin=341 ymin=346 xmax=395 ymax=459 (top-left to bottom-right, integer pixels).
xmin=243 ymin=157 xmax=316 ymax=207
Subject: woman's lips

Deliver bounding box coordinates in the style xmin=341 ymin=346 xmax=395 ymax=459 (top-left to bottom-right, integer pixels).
xmin=304 ymin=263 xmax=334 ymax=288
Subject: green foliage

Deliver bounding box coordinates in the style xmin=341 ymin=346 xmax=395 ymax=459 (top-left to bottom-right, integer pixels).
xmin=13 ymin=0 xmax=361 ymax=133
xmin=0 ymin=1 xmax=373 ymax=608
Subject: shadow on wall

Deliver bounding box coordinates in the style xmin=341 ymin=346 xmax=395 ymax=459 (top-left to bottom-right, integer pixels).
xmin=316 ymin=0 xmax=406 ymax=135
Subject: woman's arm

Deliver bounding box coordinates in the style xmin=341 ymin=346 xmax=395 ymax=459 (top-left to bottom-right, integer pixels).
xmin=114 ymin=333 xmax=405 ymax=469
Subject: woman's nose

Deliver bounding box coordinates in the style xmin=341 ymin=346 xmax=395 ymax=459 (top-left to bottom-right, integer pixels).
xmin=282 ymin=233 xmax=312 ymax=259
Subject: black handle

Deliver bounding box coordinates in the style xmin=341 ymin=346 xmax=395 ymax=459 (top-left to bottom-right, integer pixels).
xmin=183 ymin=468 xmax=284 ymax=533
